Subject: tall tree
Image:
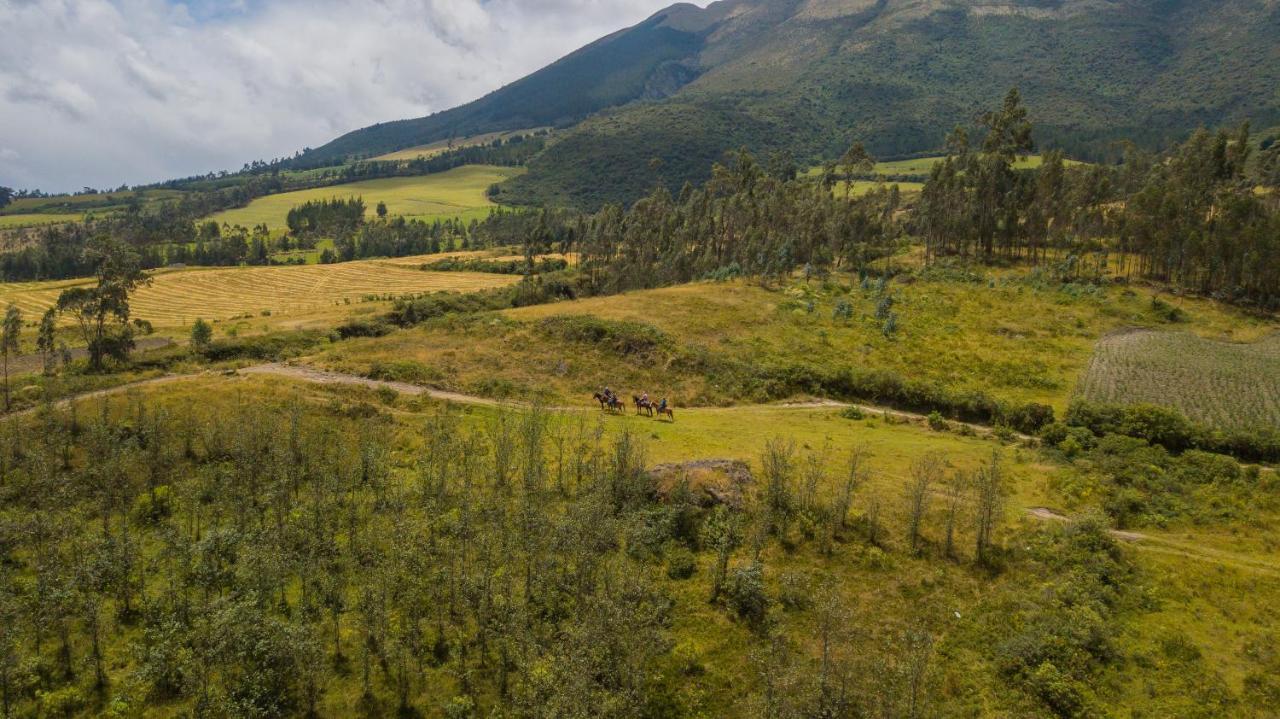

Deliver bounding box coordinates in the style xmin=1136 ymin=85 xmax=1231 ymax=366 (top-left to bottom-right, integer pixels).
xmin=0 ymin=305 xmax=20 ymax=412
xmin=36 ymin=308 xmax=57 ymax=375
xmin=55 ymin=237 xmax=150 ymax=371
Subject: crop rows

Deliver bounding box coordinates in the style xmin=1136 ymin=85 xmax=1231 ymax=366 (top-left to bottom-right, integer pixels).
xmin=1076 ymin=329 xmax=1280 ymax=430
xmin=0 ymin=262 xmax=517 ymax=328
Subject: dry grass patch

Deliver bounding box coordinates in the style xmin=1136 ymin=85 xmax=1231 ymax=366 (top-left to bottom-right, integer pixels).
xmin=0 ymin=261 xmax=517 ymax=329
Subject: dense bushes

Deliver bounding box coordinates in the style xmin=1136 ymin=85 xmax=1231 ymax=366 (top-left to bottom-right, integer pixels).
xmin=199 ymin=330 xmax=326 ymax=362
xmin=423 ymin=256 xmax=569 ymax=275
xmin=696 ymin=359 xmax=1054 ymax=432
xmin=333 ymin=317 xmax=393 ymax=339
xmin=1043 ymin=420 xmax=1268 ymax=527
xmin=991 ymin=517 xmax=1134 ymax=717
xmin=1064 ymin=400 xmax=1280 ymax=463
xmin=537 ymin=315 xmax=669 ymax=358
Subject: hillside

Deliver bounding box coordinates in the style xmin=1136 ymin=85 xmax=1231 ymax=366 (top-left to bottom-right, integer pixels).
xmin=302 ymin=0 xmax=1280 ymax=208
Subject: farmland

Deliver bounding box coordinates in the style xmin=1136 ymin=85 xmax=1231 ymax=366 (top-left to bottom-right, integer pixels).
xmin=1076 ymin=329 xmax=1280 ymax=430
xmin=372 ymin=128 xmax=549 ymax=161
xmin=0 ymin=258 xmax=518 ymax=329
xmin=206 ymin=165 xmax=523 ymax=229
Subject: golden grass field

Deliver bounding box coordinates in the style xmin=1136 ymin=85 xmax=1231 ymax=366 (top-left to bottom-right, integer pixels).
xmin=372 ymin=128 xmax=549 ymax=161
xmin=207 ymin=165 xmax=524 ymax=229
xmin=0 ymin=257 xmax=518 ymax=329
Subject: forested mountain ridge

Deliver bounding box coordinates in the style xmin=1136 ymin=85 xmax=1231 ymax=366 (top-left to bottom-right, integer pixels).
xmin=302 ymin=0 xmax=1280 ymax=208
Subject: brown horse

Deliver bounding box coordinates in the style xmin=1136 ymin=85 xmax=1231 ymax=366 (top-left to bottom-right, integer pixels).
xmin=632 ymin=395 xmax=654 ymax=417
xmin=593 ymin=392 xmax=624 ymax=412
xmin=655 ymin=403 xmax=674 ymax=421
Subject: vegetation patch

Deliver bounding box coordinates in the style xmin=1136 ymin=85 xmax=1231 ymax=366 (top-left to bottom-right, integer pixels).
xmin=1077 ymin=329 xmax=1280 ymax=431
xmin=536 ymin=314 xmax=670 ymax=358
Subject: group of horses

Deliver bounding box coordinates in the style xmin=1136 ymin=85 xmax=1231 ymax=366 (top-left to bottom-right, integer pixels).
xmin=592 ymin=391 xmax=674 ymax=420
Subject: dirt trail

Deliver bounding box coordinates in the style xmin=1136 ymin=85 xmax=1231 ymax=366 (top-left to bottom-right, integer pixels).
xmin=1027 ymin=506 xmax=1280 ymax=578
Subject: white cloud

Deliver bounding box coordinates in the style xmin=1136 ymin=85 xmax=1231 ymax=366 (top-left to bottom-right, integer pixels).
xmin=0 ymin=0 xmax=690 ymax=192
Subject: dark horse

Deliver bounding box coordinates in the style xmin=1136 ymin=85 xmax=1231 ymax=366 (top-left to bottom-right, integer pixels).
xmin=632 ymin=395 xmax=654 ymax=417
xmin=593 ymin=392 xmax=624 ymax=412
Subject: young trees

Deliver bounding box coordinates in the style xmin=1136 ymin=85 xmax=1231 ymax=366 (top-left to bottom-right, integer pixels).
xmin=189 ymin=318 xmax=212 ymax=352
xmin=56 ymin=237 xmax=149 ymax=371
xmin=0 ymin=305 xmax=19 ymax=411
xmin=973 ymin=450 xmax=1006 ymax=565
xmin=36 ymin=308 xmax=57 ymax=375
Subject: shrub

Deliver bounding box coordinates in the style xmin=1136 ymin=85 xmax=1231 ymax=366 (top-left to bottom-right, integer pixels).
xmin=724 ymin=563 xmax=770 ymax=629
xmin=368 ymin=359 xmax=443 ymax=384
xmin=927 ymin=411 xmax=949 ymax=431
xmin=334 ymin=318 xmax=393 ymax=339
xmin=201 ymin=331 xmax=325 ymax=362
xmin=538 ymin=315 xmax=669 ymax=358
xmin=840 ymin=405 xmax=866 ymax=420
xmin=666 ymin=546 xmax=696 ymax=580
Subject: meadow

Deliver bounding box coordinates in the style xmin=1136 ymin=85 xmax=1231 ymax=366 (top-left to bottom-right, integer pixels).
xmin=1076 ymin=329 xmax=1280 ymax=430
xmin=0 ymin=258 xmax=518 ymax=330
xmin=206 ymin=165 xmax=523 ymax=229
xmin=317 ymin=271 xmax=1275 ymax=411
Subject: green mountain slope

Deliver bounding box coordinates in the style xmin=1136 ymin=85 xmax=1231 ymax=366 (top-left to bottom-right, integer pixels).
xmin=307 ymin=0 xmax=1280 ymax=208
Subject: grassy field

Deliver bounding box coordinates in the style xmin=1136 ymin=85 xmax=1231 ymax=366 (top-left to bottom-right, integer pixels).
xmin=372 ymin=128 xmax=549 ymax=161
xmin=1076 ymin=329 xmax=1280 ymax=430
xmin=207 ymin=165 xmax=524 ymax=229
xmin=0 ymin=212 xmax=84 ymax=228
xmin=316 ymin=272 xmax=1274 ymax=411
xmin=0 ymin=258 xmax=518 ymax=329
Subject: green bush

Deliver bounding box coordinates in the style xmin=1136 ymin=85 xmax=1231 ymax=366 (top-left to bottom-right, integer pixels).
xmin=367 ymin=359 xmax=443 ymax=384
xmin=133 ymin=486 xmax=173 ymax=524
xmin=538 ymin=315 xmax=669 ymax=358
xmin=666 ymin=546 xmax=696 ymax=580
xmin=724 ymin=563 xmax=770 ymax=629
xmin=201 ymin=331 xmax=325 ymax=362
xmin=334 ymin=318 xmax=393 ymax=338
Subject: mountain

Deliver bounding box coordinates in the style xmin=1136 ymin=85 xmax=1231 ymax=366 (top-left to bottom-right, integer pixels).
xmin=304 ymin=0 xmax=1280 ymax=208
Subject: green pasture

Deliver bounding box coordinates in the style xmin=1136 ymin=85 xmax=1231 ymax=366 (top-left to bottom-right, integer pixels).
xmin=206 ymin=165 xmax=523 ymax=229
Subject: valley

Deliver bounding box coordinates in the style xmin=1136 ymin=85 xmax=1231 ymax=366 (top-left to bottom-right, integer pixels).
xmin=1 ymin=2 xmax=1279 ymax=717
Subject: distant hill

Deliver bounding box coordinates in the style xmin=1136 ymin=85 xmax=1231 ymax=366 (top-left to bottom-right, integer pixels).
xmin=303 ymin=0 xmax=1280 ymax=208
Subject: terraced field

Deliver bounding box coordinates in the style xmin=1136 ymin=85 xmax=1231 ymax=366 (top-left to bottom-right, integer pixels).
xmin=1077 ymin=330 xmax=1280 ymax=430
xmin=0 ymin=260 xmax=518 ymax=328
xmin=207 ymin=165 xmax=522 ymax=229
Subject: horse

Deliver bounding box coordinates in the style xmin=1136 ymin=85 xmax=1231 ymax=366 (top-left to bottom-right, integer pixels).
xmin=593 ymin=392 xmax=624 ymax=412
xmin=655 ymin=403 xmax=674 ymax=421
xmin=632 ymin=395 xmax=654 ymax=417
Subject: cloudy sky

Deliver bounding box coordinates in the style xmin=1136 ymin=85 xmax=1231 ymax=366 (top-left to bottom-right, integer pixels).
xmin=0 ymin=0 xmax=689 ymax=193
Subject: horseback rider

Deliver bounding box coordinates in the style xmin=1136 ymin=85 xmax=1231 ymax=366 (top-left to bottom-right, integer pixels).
xmin=658 ymin=396 xmax=668 ymax=412
xmin=603 ymin=386 xmax=614 ymax=402
xmin=640 ymin=390 xmax=650 ymax=406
